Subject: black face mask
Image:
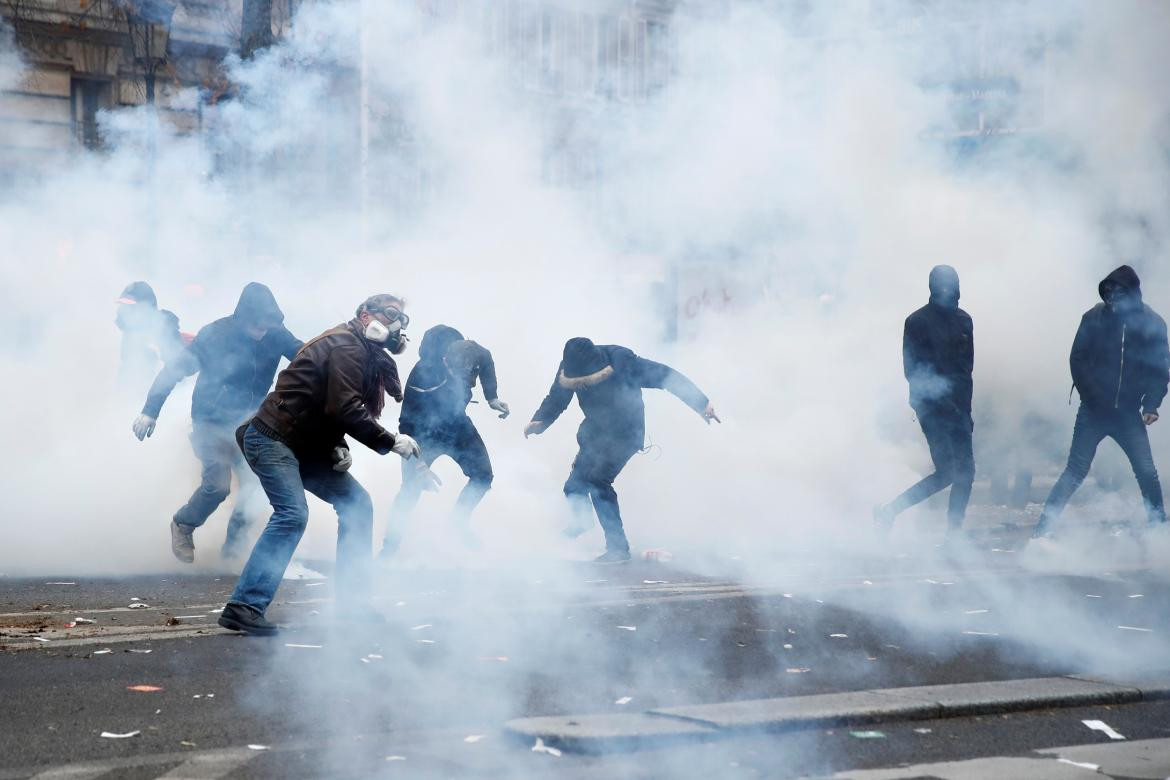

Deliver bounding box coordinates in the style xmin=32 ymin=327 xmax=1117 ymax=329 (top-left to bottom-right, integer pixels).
xmin=1104 ymin=285 xmax=1134 ymax=310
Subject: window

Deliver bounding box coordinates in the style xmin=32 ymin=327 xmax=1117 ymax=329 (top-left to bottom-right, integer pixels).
xmin=71 ymin=78 xmax=111 ymax=150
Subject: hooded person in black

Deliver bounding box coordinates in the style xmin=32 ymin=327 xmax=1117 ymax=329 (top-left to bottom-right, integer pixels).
xmin=1033 ymin=265 xmax=1169 ymax=538
xmin=875 ymin=265 xmax=976 ymax=536
xmin=379 ymin=325 xmax=510 ymax=558
xmin=525 ymin=338 xmax=719 ymax=563
xmin=132 ymin=283 xmax=303 ymax=563
xmin=115 ymin=281 xmax=188 ymax=391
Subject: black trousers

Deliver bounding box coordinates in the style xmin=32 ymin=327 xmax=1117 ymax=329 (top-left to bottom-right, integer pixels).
xmin=564 ymin=438 xmax=641 ymax=553
xmin=888 ymin=407 xmax=975 ymax=529
xmin=383 ymin=417 xmax=493 ymax=550
xmin=1042 ymin=404 xmax=1165 ymax=526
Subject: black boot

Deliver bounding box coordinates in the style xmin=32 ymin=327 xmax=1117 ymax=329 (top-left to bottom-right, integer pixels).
xmin=218 ymin=603 xmax=279 ymax=636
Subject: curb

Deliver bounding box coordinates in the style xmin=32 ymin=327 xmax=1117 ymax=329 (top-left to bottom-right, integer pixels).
xmin=503 ymin=674 xmax=1170 ymax=753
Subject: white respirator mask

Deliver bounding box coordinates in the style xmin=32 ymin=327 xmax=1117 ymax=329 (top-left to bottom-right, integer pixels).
xmin=364 ymin=319 xmax=391 ymax=343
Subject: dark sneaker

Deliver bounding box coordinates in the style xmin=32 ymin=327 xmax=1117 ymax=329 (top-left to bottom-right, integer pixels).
xmin=170 ymin=521 xmax=195 ymax=564
xmin=593 ymin=549 xmax=632 ymax=564
xmin=872 ymin=505 xmax=895 ymax=535
xmin=217 ymin=603 xmax=279 ymax=636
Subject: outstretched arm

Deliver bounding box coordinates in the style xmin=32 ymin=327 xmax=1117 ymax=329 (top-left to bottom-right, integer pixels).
xmin=140 ymin=344 xmax=201 ymax=420
xmin=633 ymin=356 xmax=711 ymax=416
xmin=526 ymin=363 xmax=573 ymax=437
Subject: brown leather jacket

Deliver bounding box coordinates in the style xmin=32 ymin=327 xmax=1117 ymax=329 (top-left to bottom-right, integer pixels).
xmin=251 ymin=321 xmax=402 ymax=455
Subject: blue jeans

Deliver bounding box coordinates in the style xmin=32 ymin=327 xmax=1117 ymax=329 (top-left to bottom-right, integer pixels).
xmin=1042 ymin=404 xmax=1165 ymax=526
xmin=173 ymin=422 xmax=259 ymax=555
xmin=563 ymin=437 xmax=641 ymax=554
xmin=229 ymin=424 xmax=374 ymax=614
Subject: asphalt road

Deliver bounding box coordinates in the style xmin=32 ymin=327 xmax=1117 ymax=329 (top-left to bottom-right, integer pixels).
xmin=2 ymin=520 xmax=1169 ymax=778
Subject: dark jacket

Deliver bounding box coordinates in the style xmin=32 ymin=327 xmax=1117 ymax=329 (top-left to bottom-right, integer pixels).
xmin=251 ymin=320 xmax=403 ymax=455
xmin=116 ymin=304 xmax=185 ymax=376
xmin=531 ymin=345 xmax=708 ymax=451
xmin=399 ymin=325 xmax=499 ymax=438
xmin=903 ymin=300 xmax=974 ymax=415
xmin=1071 ymin=265 xmax=1169 ymax=414
xmin=142 ymin=283 xmax=302 ymax=426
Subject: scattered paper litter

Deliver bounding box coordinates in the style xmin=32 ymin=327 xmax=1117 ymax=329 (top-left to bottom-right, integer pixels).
xmin=782 ymin=593 xmax=793 ymax=598
xmin=285 ymin=644 xmax=322 ymax=649
xmin=783 ymin=643 xmax=793 ymax=650
xmin=829 ymin=633 xmax=848 ymax=638
xmin=416 ymin=639 xmax=436 ymax=644
xmin=127 ymin=685 xmax=163 ymax=693
xmin=367 ymin=654 xmax=384 ymax=660
xmin=360 ymin=658 xmax=370 ymax=664
xmin=385 ymin=755 xmax=406 ymax=761
xmin=193 ymin=695 xmax=202 ymax=699
xmin=1128 ymin=594 xmax=1144 ymax=599
xmin=862 ymin=580 xmax=873 ymax=586
xmin=850 ymin=731 xmax=885 ymax=739
xmin=913 ymin=728 xmax=932 ymax=734
xmin=126 ymin=649 xmax=153 ymax=654
xmin=531 ymin=738 xmax=562 ymax=757
xmin=583 ymin=579 xmax=607 ymax=584
xmin=962 ymin=631 xmax=1000 ymax=637
xmin=1085 ymin=594 xmax=1102 ymax=598
xmin=283 ymin=561 xmax=327 ymax=580
xmin=128 ymin=603 xmax=150 ymax=610
xmin=464 ymin=735 xmax=485 ymax=743
xmin=477 ymin=656 xmax=508 ymax=662
xmin=101 ymin=731 xmax=140 ymax=739
xmin=31 ymin=637 xmax=49 ymax=643
xmin=395 ymin=601 xmax=406 ymax=607
xmin=174 ymin=615 xmax=206 ymax=620
xmin=1117 ymin=626 xmax=1153 ymax=633
xmin=93 ymin=649 xmax=112 ymax=655
xmin=617 ymin=625 xmax=637 ymax=631
xmin=615 ymin=696 xmax=633 ymax=705
xmin=1083 ymin=720 xmax=1125 ymax=740
xmin=71 ymin=617 xmax=96 ymax=625
xmin=1057 ymin=758 xmax=1100 ymax=771
xmin=248 ymin=744 xmax=270 ymax=751
xmin=304 ymin=582 xmax=326 ymax=587
xmin=180 ymin=741 xmax=197 ymax=747
xmin=46 ymin=582 xmax=77 ymax=585
xmin=643 ymin=580 xmax=668 ymax=585
xmin=963 ymin=609 xmax=989 ymax=615
xmin=786 ymin=668 xmax=811 ymax=674
xmin=410 ymin=624 xmax=432 ymax=631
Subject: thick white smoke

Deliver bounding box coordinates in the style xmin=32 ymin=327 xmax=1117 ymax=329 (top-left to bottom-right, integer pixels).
xmin=1 ymin=5 xmax=1169 ymax=768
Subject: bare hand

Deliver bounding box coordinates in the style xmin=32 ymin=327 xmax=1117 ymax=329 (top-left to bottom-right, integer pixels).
xmin=1144 ymin=412 xmax=1160 ymax=426
xmin=524 ymin=420 xmax=544 ymax=439
xmin=488 ymin=399 xmax=511 ymax=419
xmin=702 ymin=404 xmax=721 ymax=424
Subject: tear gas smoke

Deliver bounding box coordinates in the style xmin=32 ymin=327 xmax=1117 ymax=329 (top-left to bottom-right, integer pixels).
xmin=1 ymin=0 xmax=1169 ymax=774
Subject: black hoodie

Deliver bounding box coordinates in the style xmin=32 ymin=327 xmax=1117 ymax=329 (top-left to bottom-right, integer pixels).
xmin=903 ymin=267 xmax=974 ymax=414
xmin=531 ymin=341 xmax=709 ymax=452
xmin=398 ymin=325 xmax=499 ymax=438
xmin=1071 ymin=265 xmax=1169 ymax=414
xmin=142 ymin=283 xmax=303 ymax=425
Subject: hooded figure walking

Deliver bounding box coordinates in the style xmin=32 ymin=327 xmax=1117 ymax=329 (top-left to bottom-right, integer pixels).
xmin=218 ymin=295 xmax=420 ymax=635
xmin=1032 ymin=265 xmax=1169 ymax=538
xmin=133 ymin=283 xmax=302 ymax=562
xmin=875 ymin=265 xmax=975 ymax=536
xmin=525 ymin=338 xmax=719 ymax=563
xmin=380 ymin=324 xmax=510 ymax=558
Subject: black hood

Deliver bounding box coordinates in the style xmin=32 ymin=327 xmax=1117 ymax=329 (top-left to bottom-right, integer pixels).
xmin=418 ymin=324 xmax=464 ymax=363
xmin=928 ymin=265 xmax=960 ymax=308
xmin=1099 ymin=265 xmax=1143 ymax=304
xmin=119 ymin=281 xmax=157 ymax=308
xmin=562 ymin=337 xmax=608 ymax=378
xmin=233 ymin=282 xmax=285 ymax=328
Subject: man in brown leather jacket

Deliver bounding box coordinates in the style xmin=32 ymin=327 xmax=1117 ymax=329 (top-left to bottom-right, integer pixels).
xmin=218 ymin=295 xmax=421 ymax=635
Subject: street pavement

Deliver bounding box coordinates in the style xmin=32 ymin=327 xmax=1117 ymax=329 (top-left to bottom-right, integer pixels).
xmin=2 ymin=514 xmax=1169 ymax=778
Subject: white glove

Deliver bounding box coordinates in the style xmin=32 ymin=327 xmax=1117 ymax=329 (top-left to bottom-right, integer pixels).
xmin=391 ymin=433 xmax=421 ymax=459
xmin=487 ymin=399 xmax=510 ymax=419
xmin=132 ymin=414 xmax=157 ymax=441
xmin=332 ymin=446 xmax=353 ymax=472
